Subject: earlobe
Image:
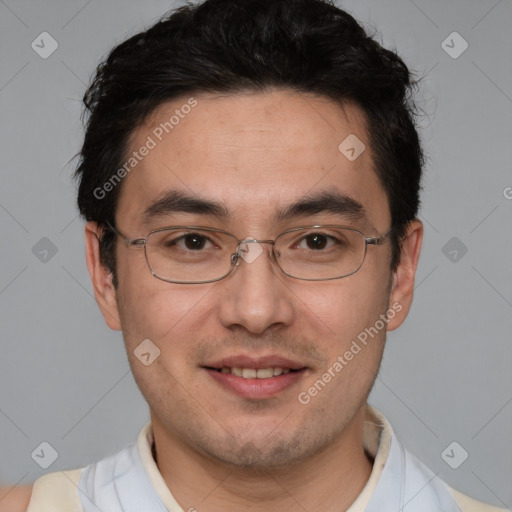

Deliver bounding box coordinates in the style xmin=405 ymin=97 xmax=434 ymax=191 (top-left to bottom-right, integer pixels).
xmin=387 ymin=220 xmax=423 ymax=331
xmin=85 ymin=221 xmax=122 ymax=331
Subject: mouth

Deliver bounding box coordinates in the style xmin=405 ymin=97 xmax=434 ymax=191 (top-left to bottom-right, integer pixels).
xmin=201 ymin=356 xmax=309 ymax=399
xmin=206 ymin=366 xmax=301 ymax=379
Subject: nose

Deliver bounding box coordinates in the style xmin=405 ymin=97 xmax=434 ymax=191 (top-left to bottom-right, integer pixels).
xmin=217 ymin=240 xmax=295 ymax=335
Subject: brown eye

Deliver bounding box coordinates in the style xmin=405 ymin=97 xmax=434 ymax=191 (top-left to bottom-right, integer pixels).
xmin=159 ymin=232 xmax=214 ymax=251
xmin=305 ymin=234 xmax=328 ymax=250
xmin=183 ymin=233 xmax=207 ymax=250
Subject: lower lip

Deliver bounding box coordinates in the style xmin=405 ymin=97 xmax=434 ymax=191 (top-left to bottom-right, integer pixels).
xmin=205 ymin=368 xmax=306 ymax=399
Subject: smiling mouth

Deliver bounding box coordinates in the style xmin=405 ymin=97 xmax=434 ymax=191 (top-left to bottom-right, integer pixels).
xmin=205 ymin=366 xmax=305 ymax=379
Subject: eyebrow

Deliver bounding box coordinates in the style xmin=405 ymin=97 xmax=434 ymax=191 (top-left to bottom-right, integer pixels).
xmin=143 ymin=189 xmax=366 ymax=224
xmin=144 ymin=190 xmax=229 ymax=220
xmin=274 ymin=190 xmax=365 ymax=223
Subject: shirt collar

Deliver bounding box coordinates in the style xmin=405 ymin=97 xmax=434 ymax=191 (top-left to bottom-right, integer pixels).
xmin=136 ymin=404 xmax=393 ymax=511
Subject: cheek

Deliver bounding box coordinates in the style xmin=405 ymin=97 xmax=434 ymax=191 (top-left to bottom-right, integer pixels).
xmin=298 ymin=280 xmax=389 ymax=405
xmin=115 ymin=259 xmax=216 ymax=374
xmin=298 ymin=270 xmax=390 ymax=380
xmin=115 ymin=250 xmax=184 ymax=338
xmin=116 ymin=282 xmax=201 ymax=403
xmin=304 ymin=270 xmax=391 ymax=343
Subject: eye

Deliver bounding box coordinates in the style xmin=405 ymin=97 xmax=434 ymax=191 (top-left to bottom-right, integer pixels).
xmin=296 ymin=233 xmax=336 ymax=251
xmin=181 ymin=233 xmax=210 ymax=250
xmin=162 ymin=232 xmax=215 ymax=251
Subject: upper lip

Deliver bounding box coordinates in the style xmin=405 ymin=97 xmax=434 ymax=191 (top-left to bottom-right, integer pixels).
xmin=203 ymin=354 xmax=307 ymax=370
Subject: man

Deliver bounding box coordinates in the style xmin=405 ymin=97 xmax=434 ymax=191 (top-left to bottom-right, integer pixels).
xmin=25 ymin=0 xmax=506 ymax=510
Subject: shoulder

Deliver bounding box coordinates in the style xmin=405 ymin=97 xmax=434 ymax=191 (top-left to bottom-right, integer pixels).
xmin=26 ymin=424 xmax=152 ymax=512
xmin=365 ymin=407 xmax=508 ymax=512
xmin=26 ymin=468 xmax=84 ymax=512
xmin=448 ymin=486 xmax=508 ymax=512
xmin=0 ymin=485 xmax=33 ymax=512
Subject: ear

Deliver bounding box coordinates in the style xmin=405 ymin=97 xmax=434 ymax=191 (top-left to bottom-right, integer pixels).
xmin=85 ymin=221 xmax=122 ymax=330
xmin=387 ymin=219 xmax=423 ymax=331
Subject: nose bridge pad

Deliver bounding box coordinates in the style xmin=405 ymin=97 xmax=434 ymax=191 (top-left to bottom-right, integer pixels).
xmin=230 ymin=252 xmax=241 ymax=267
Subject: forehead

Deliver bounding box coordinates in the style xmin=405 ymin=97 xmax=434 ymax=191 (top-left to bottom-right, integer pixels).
xmin=116 ymin=89 xmax=390 ymax=233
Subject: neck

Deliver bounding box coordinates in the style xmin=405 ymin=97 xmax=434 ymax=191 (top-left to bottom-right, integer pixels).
xmin=152 ymin=405 xmax=373 ymax=512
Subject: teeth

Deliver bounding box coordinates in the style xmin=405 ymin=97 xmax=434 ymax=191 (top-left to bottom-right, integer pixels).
xmin=218 ymin=367 xmax=295 ymax=379
xmin=231 ymin=367 xmax=243 ymax=377
xmin=256 ymin=368 xmax=274 ymax=379
xmin=242 ymin=368 xmax=257 ymax=378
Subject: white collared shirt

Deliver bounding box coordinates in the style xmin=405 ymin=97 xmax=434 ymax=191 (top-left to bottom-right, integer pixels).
xmin=26 ymin=406 xmax=506 ymax=511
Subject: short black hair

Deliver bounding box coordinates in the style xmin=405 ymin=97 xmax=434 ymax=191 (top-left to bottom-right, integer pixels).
xmin=76 ymin=0 xmax=423 ymax=282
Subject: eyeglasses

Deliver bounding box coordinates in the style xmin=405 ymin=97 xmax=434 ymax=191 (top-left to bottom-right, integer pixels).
xmin=107 ymin=223 xmax=392 ymax=284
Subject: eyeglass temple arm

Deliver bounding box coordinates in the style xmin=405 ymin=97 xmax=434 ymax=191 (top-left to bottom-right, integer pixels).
xmin=365 ymin=227 xmax=394 ymax=246
xmin=105 ymin=221 xmax=145 ymax=247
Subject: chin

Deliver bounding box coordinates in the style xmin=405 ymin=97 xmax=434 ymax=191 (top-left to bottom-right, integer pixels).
xmin=194 ymin=420 xmax=337 ymax=470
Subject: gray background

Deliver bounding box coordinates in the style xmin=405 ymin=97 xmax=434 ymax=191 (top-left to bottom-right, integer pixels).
xmin=1 ymin=0 xmax=511 ymax=508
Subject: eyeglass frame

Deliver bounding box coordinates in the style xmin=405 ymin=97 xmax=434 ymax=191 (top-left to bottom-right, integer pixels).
xmin=106 ymin=222 xmax=393 ymax=284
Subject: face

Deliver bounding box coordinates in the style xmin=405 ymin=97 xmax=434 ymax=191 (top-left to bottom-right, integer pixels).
xmin=86 ymin=89 xmax=422 ymax=469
